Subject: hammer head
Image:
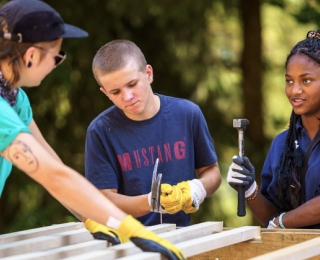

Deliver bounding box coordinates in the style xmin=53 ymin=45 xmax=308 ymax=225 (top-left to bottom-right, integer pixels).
xmin=233 ymin=118 xmax=250 ymax=130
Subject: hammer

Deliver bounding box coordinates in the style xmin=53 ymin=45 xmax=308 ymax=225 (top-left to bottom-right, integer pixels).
xmin=233 ymin=118 xmax=250 ymax=217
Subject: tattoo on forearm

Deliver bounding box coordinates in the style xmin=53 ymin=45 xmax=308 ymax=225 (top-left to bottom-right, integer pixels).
xmin=2 ymin=140 xmax=38 ymax=173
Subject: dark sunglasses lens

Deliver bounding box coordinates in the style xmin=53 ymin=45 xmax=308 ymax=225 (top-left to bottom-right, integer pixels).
xmin=54 ymin=57 xmax=61 ymax=66
xmin=55 ymin=51 xmax=66 ymax=66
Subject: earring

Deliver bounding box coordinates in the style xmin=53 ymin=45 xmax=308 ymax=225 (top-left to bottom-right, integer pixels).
xmin=27 ymin=61 xmax=32 ymax=68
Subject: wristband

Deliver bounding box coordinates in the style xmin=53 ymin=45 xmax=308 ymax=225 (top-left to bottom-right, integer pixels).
xmin=267 ymin=217 xmax=280 ymax=229
xmin=279 ymin=212 xmax=286 ymax=229
xmin=245 ymin=181 xmax=257 ymax=198
xmin=245 ymin=185 xmax=259 ymax=202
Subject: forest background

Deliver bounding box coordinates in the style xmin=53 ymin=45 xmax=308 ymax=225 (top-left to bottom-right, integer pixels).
xmin=1 ymin=0 xmax=320 ymax=233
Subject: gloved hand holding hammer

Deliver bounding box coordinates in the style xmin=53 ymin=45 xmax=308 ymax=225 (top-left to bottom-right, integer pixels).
xmin=227 ymin=155 xmax=257 ymax=199
xmin=160 ymin=179 xmax=207 ymax=214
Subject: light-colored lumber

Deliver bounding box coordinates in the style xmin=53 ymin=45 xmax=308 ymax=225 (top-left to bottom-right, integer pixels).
xmin=249 ymin=235 xmax=320 ymax=260
xmin=0 ymin=222 xmax=83 ymax=244
xmin=188 ymin=229 xmax=320 ymax=260
xmin=5 ymin=222 xmax=320 ymax=260
xmin=0 ymin=228 xmax=93 ymax=257
xmin=0 ymin=224 xmax=177 ymax=260
xmin=64 ymin=221 xmax=223 ymax=260
xmin=177 ymin=226 xmax=261 ymax=257
xmin=115 ymin=252 xmax=161 ymax=260
xmin=1 ymin=240 xmax=107 ymax=260
xmin=4 ymin=221 xmax=320 ymax=259
xmin=145 ymin=223 xmax=177 ymax=234
xmin=259 ymin=228 xmax=320 ymax=234
xmin=159 ymin=221 xmax=223 ymax=243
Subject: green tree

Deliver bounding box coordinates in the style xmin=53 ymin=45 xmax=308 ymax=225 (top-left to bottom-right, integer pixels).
xmin=1 ymin=0 xmax=319 ymax=234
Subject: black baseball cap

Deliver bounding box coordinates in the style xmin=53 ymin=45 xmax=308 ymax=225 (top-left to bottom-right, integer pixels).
xmin=0 ymin=0 xmax=88 ymax=43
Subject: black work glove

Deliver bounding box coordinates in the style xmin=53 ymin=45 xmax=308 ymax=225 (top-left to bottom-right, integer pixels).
xmin=227 ymin=155 xmax=257 ymax=197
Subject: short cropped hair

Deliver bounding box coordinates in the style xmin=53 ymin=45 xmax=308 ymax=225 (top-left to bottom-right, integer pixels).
xmin=92 ymin=40 xmax=147 ymax=86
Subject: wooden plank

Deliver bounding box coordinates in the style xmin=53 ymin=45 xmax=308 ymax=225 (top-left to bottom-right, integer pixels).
xmin=115 ymin=252 xmax=161 ymax=260
xmin=146 ymin=223 xmax=177 ymax=234
xmin=177 ymin=226 xmax=261 ymax=257
xmin=0 ymin=222 xmax=83 ymax=244
xmin=259 ymin=228 xmax=320 ymax=234
xmin=3 ymin=222 xmax=320 ymax=260
xmin=160 ymin=221 xmax=223 ymax=243
xmin=188 ymin=229 xmax=320 ymax=260
xmin=249 ymin=236 xmax=320 ymax=260
xmin=0 ymin=224 xmax=177 ymax=260
xmin=64 ymin=221 xmax=223 ymax=260
xmin=0 ymin=229 xmax=93 ymax=257
xmin=1 ymin=240 xmax=107 ymax=260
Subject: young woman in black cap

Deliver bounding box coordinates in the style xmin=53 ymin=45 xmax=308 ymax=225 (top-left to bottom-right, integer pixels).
xmin=0 ymin=1 xmax=184 ymax=259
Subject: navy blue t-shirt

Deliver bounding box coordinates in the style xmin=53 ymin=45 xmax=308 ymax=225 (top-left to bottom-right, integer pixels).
xmin=85 ymin=94 xmax=217 ymax=226
xmin=261 ymin=118 xmax=320 ymax=228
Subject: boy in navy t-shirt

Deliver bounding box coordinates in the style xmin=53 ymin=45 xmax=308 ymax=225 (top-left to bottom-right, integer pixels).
xmin=83 ymin=40 xmax=221 ymax=241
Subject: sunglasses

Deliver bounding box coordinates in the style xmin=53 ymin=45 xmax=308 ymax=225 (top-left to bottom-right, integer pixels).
xmin=33 ymin=46 xmax=66 ymax=66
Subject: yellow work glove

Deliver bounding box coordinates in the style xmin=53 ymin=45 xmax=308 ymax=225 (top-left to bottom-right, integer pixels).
xmin=118 ymin=215 xmax=186 ymax=260
xmin=160 ymin=183 xmax=186 ymax=214
xmin=177 ymin=179 xmax=207 ymax=214
xmin=84 ymin=218 xmax=129 ymax=245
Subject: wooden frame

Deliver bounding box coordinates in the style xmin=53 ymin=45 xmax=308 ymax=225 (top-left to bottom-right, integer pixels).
xmin=1 ymin=222 xmax=320 ymax=259
xmin=189 ymin=228 xmax=320 ymax=260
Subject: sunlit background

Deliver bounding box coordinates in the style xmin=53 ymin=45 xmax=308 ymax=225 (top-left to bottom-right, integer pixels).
xmin=1 ymin=0 xmax=319 ymax=233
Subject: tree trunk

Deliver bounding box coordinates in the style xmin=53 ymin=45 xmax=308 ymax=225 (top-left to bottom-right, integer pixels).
xmin=240 ymin=0 xmax=265 ymax=226
xmin=240 ymin=0 xmax=264 ymax=145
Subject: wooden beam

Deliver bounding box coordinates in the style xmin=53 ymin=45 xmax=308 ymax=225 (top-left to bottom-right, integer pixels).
xmin=249 ymin=236 xmax=320 ymax=260
xmin=0 ymin=222 xmax=83 ymax=244
xmin=64 ymin=221 xmax=223 ymax=260
xmin=6 ymin=222 xmax=320 ymax=259
xmin=1 ymin=240 xmax=107 ymax=260
xmin=178 ymin=226 xmax=261 ymax=257
xmin=188 ymin=229 xmax=320 ymax=259
xmin=160 ymin=221 xmax=223 ymax=243
xmin=259 ymin=228 xmax=320 ymax=233
xmin=115 ymin=252 xmax=161 ymax=260
xmin=145 ymin=223 xmax=176 ymax=234
xmin=0 ymin=229 xmax=93 ymax=258
xmin=0 ymin=224 xmax=177 ymax=259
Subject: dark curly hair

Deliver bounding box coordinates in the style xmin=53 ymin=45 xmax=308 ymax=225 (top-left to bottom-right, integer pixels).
xmin=275 ymin=111 xmax=305 ymax=211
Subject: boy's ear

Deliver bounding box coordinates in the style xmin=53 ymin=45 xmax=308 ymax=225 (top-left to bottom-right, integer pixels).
xmin=146 ymin=64 xmax=153 ymax=83
xmin=100 ymin=87 xmax=109 ymax=98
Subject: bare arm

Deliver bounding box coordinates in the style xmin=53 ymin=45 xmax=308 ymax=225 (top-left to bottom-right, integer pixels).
xmin=1 ymin=132 xmax=127 ymax=225
xmin=272 ymin=196 xmax=320 ymax=228
xmin=29 ymin=119 xmax=61 ymax=163
xmin=196 ymin=162 xmax=222 ymax=197
xmin=248 ymin=191 xmax=320 ymax=228
xmin=95 ymin=163 xmax=222 ymax=219
xmin=29 ymin=119 xmax=84 ymax=221
xmin=246 ymin=192 xmax=279 ymax=226
xmin=100 ymin=189 xmax=150 ymax=218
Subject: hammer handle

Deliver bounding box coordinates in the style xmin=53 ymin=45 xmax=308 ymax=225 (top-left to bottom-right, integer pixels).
xmin=237 ymin=186 xmax=246 ymax=216
xmin=237 ymin=132 xmax=246 ymax=217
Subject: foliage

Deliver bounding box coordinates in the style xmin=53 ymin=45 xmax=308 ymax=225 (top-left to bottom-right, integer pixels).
xmin=0 ymin=0 xmax=319 ymax=234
